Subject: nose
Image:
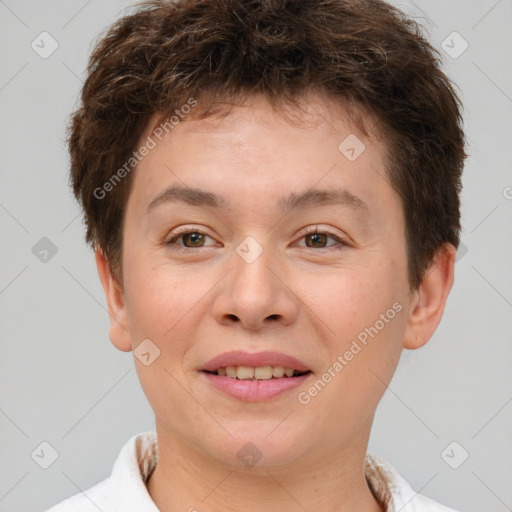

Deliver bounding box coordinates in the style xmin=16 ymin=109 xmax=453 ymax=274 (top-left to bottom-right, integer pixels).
xmin=212 ymin=246 xmax=299 ymax=330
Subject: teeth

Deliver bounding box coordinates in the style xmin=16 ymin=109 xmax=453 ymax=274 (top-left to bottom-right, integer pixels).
xmin=254 ymin=366 xmax=273 ymax=379
xmin=214 ymin=365 xmax=305 ymax=380
xmin=237 ymin=365 xmax=254 ymax=380
xmin=226 ymin=366 xmax=237 ymax=378
xmin=272 ymin=366 xmax=285 ymax=378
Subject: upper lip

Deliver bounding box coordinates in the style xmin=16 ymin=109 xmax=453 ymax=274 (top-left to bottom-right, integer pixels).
xmin=202 ymin=350 xmax=311 ymax=372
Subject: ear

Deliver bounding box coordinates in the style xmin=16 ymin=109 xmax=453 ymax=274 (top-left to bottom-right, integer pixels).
xmin=402 ymin=243 xmax=456 ymax=350
xmin=95 ymin=249 xmax=133 ymax=352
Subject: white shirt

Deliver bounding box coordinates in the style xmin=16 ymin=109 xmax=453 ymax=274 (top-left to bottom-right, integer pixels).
xmin=46 ymin=431 xmax=459 ymax=512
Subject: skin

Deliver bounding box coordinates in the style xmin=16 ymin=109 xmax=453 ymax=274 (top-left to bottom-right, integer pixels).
xmin=96 ymin=93 xmax=456 ymax=512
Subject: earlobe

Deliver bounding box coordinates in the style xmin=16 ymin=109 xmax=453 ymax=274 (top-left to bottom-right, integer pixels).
xmin=94 ymin=249 xmax=133 ymax=352
xmin=402 ymin=243 xmax=456 ymax=350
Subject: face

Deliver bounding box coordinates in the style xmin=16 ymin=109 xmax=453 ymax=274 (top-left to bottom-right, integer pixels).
xmin=98 ymin=93 xmax=451 ymax=469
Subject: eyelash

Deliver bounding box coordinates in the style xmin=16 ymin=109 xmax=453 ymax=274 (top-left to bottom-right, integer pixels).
xmin=165 ymin=226 xmax=349 ymax=252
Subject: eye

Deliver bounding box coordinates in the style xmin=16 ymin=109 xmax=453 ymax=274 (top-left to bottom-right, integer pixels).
xmin=165 ymin=229 xmax=217 ymax=250
xmin=296 ymin=226 xmax=349 ymax=250
xmin=164 ymin=226 xmax=348 ymax=252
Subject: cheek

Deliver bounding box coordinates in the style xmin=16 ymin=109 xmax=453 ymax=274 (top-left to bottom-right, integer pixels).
xmin=127 ymin=277 xmax=194 ymax=343
xmin=299 ymin=276 xmax=406 ymax=434
xmin=123 ymin=257 xmax=222 ymax=367
xmin=295 ymin=265 xmax=406 ymax=388
xmin=294 ymin=264 xmax=399 ymax=337
xmin=125 ymin=266 xmax=207 ymax=420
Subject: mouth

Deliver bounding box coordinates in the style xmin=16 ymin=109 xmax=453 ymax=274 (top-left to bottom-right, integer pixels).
xmin=203 ymin=365 xmax=312 ymax=380
xmin=200 ymin=350 xmax=313 ymax=401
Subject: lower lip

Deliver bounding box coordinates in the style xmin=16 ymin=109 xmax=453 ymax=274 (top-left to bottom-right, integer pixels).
xmin=201 ymin=371 xmax=312 ymax=402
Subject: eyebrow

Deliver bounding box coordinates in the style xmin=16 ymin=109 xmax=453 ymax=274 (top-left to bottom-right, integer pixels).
xmin=145 ymin=185 xmax=370 ymax=217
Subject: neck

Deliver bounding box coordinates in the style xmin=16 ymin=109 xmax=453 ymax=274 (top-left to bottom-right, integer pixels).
xmin=146 ymin=427 xmax=383 ymax=512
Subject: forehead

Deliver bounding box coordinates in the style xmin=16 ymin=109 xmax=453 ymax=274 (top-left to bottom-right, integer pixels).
xmin=126 ymin=93 xmax=398 ymax=227
xmin=153 ymin=92 xmax=381 ymax=150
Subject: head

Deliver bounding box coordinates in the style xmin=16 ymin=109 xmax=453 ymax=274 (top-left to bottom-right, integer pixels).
xmin=69 ymin=0 xmax=465 ymax=467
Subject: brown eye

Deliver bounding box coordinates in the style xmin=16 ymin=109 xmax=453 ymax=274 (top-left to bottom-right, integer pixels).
xmin=181 ymin=232 xmax=206 ymax=247
xmin=166 ymin=230 xmax=215 ymax=250
xmin=296 ymin=228 xmax=349 ymax=251
xmin=305 ymin=233 xmax=328 ymax=248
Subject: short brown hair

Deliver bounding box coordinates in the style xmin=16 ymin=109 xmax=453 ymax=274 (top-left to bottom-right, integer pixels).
xmin=68 ymin=0 xmax=466 ymax=291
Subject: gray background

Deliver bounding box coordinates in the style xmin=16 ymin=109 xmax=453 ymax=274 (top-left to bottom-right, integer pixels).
xmin=0 ymin=1 xmax=511 ymax=511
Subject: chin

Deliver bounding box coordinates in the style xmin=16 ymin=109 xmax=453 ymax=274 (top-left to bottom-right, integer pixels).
xmin=202 ymin=425 xmax=311 ymax=469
